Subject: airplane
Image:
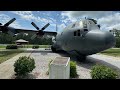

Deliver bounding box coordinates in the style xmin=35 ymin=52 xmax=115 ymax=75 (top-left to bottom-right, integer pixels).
xmin=51 ymin=18 xmax=116 ymax=61
xmin=0 ymin=18 xmax=116 ymax=61
xmin=0 ymin=18 xmax=57 ymax=39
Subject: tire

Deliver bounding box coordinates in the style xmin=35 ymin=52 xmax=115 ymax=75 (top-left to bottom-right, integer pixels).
xmin=51 ymin=46 xmax=57 ymax=52
xmin=76 ymin=55 xmax=86 ymax=62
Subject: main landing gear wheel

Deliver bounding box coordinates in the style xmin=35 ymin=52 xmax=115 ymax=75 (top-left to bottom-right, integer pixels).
xmin=51 ymin=46 xmax=57 ymax=52
xmin=76 ymin=55 xmax=86 ymax=62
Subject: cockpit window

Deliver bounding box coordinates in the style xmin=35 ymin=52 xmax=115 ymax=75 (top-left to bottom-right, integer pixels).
xmin=89 ymin=20 xmax=94 ymax=25
xmin=88 ymin=20 xmax=99 ymax=29
xmin=83 ymin=20 xmax=87 ymax=28
xmin=88 ymin=18 xmax=97 ymax=24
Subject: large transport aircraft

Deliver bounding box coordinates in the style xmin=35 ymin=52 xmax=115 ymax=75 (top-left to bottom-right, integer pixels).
xmin=0 ymin=18 xmax=115 ymax=61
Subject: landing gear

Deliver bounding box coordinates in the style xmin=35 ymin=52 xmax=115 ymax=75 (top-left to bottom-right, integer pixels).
xmin=51 ymin=46 xmax=57 ymax=52
xmin=76 ymin=55 xmax=86 ymax=62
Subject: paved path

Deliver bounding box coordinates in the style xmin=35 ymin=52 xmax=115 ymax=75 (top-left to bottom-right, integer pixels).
xmin=30 ymin=48 xmax=62 ymax=79
xmin=87 ymin=54 xmax=120 ymax=74
xmin=0 ymin=48 xmax=120 ymax=79
xmin=0 ymin=49 xmax=33 ymax=79
xmin=76 ymin=54 xmax=120 ymax=79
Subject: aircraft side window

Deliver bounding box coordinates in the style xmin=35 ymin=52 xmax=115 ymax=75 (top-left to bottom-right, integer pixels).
xmin=84 ymin=29 xmax=88 ymax=31
xmin=74 ymin=31 xmax=76 ymax=36
xmin=78 ymin=30 xmax=80 ymax=36
xmin=74 ymin=30 xmax=81 ymax=36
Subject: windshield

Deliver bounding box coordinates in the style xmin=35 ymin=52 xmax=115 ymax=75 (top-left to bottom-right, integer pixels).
xmin=88 ymin=20 xmax=99 ymax=30
xmin=83 ymin=20 xmax=87 ymax=28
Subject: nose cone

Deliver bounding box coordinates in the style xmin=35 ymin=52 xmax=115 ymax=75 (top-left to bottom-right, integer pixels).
xmin=104 ymin=31 xmax=116 ymax=48
xmin=85 ymin=30 xmax=116 ymax=54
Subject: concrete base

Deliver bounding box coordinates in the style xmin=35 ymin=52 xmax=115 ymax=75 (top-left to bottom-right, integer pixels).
xmin=49 ymin=57 xmax=70 ymax=79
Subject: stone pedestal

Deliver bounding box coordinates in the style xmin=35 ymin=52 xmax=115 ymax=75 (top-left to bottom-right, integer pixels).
xmin=49 ymin=57 xmax=70 ymax=79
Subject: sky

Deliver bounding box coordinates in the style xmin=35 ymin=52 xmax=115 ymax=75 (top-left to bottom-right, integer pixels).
xmin=0 ymin=11 xmax=120 ymax=33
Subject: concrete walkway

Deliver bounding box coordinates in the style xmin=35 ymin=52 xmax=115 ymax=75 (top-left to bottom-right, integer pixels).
xmin=0 ymin=49 xmax=33 ymax=79
xmin=0 ymin=48 xmax=120 ymax=79
xmin=88 ymin=54 xmax=120 ymax=68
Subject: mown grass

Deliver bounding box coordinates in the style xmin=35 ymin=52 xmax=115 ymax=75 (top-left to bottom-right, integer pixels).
xmin=0 ymin=46 xmax=6 ymax=48
xmin=100 ymin=48 xmax=120 ymax=57
xmin=0 ymin=45 xmax=51 ymax=49
xmin=0 ymin=50 xmax=24 ymax=64
xmin=26 ymin=45 xmax=51 ymax=48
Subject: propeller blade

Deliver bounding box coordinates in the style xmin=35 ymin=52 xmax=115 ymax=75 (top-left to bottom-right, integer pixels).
xmin=31 ymin=34 xmax=37 ymax=40
xmin=31 ymin=22 xmax=39 ymax=30
xmin=41 ymin=23 xmax=50 ymax=31
xmin=4 ymin=18 xmax=16 ymax=27
xmin=7 ymin=30 xmax=15 ymax=36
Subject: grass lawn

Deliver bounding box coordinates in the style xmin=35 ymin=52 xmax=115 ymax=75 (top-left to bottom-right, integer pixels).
xmin=0 ymin=45 xmax=51 ymax=49
xmin=0 ymin=46 xmax=6 ymax=48
xmin=0 ymin=50 xmax=24 ymax=64
xmin=26 ymin=45 xmax=51 ymax=48
xmin=100 ymin=48 xmax=120 ymax=57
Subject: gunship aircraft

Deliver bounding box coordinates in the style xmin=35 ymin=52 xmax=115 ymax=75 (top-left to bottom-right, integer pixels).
xmin=0 ymin=18 xmax=115 ymax=61
xmin=51 ymin=18 xmax=115 ymax=60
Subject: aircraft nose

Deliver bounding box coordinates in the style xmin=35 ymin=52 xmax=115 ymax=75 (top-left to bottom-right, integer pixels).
xmin=104 ymin=31 xmax=116 ymax=48
xmin=86 ymin=30 xmax=116 ymax=53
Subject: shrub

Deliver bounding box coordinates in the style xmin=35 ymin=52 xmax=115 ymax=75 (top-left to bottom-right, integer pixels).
xmin=91 ymin=64 xmax=118 ymax=79
xmin=32 ymin=45 xmax=39 ymax=49
xmin=70 ymin=61 xmax=78 ymax=78
xmin=14 ymin=56 xmax=35 ymax=76
xmin=115 ymin=37 xmax=120 ymax=48
xmin=6 ymin=45 xmax=18 ymax=49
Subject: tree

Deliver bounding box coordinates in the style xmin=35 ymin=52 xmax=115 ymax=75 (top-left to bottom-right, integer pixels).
xmin=0 ymin=33 xmax=53 ymax=45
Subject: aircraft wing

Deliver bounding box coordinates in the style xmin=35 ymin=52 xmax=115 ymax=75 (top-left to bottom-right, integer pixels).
xmin=15 ymin=29 xmax=38 ymax=34
xmin=43 ymin=31 xmax=57 ymax=36
xmin=15 ymin=29 xmax=57 ymax=36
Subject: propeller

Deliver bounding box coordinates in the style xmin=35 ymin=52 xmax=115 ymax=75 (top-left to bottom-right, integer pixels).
xmin=4 ymin=18 xmax=16 ymax=27
xmin=31 ymin=22 xmax=39 ymax=30
xmin=0 ymin=18 xmax=16 ymax=36
xmin=31 ymin=22 xmax=50 ymax=40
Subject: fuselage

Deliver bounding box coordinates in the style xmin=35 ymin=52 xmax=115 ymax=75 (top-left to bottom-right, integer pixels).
xmin=52 ymin=19 xmax=115 ymax=56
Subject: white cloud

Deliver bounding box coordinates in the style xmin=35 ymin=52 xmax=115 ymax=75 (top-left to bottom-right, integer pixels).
xmin=0 ymin=14 xmax=21 ymax=28
xmin=61 ymin=11 xmax=120 ymax=31
xmin=107 ymin=24 xmax=120 ymax=30
xmin=62 ymin=11 xmax=113 ymax=19
xmin=11 ymin=11 xmax=38 ymax=21
xmin=98 ymin=12 xmax=120 ymax=30
xmin=6 ymin=11 xmax=120 ymax=32
xmin=11 ymin=11 xmax=51 ymax=24
xmin=59 ymin=23 xmax=66 ymax=29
